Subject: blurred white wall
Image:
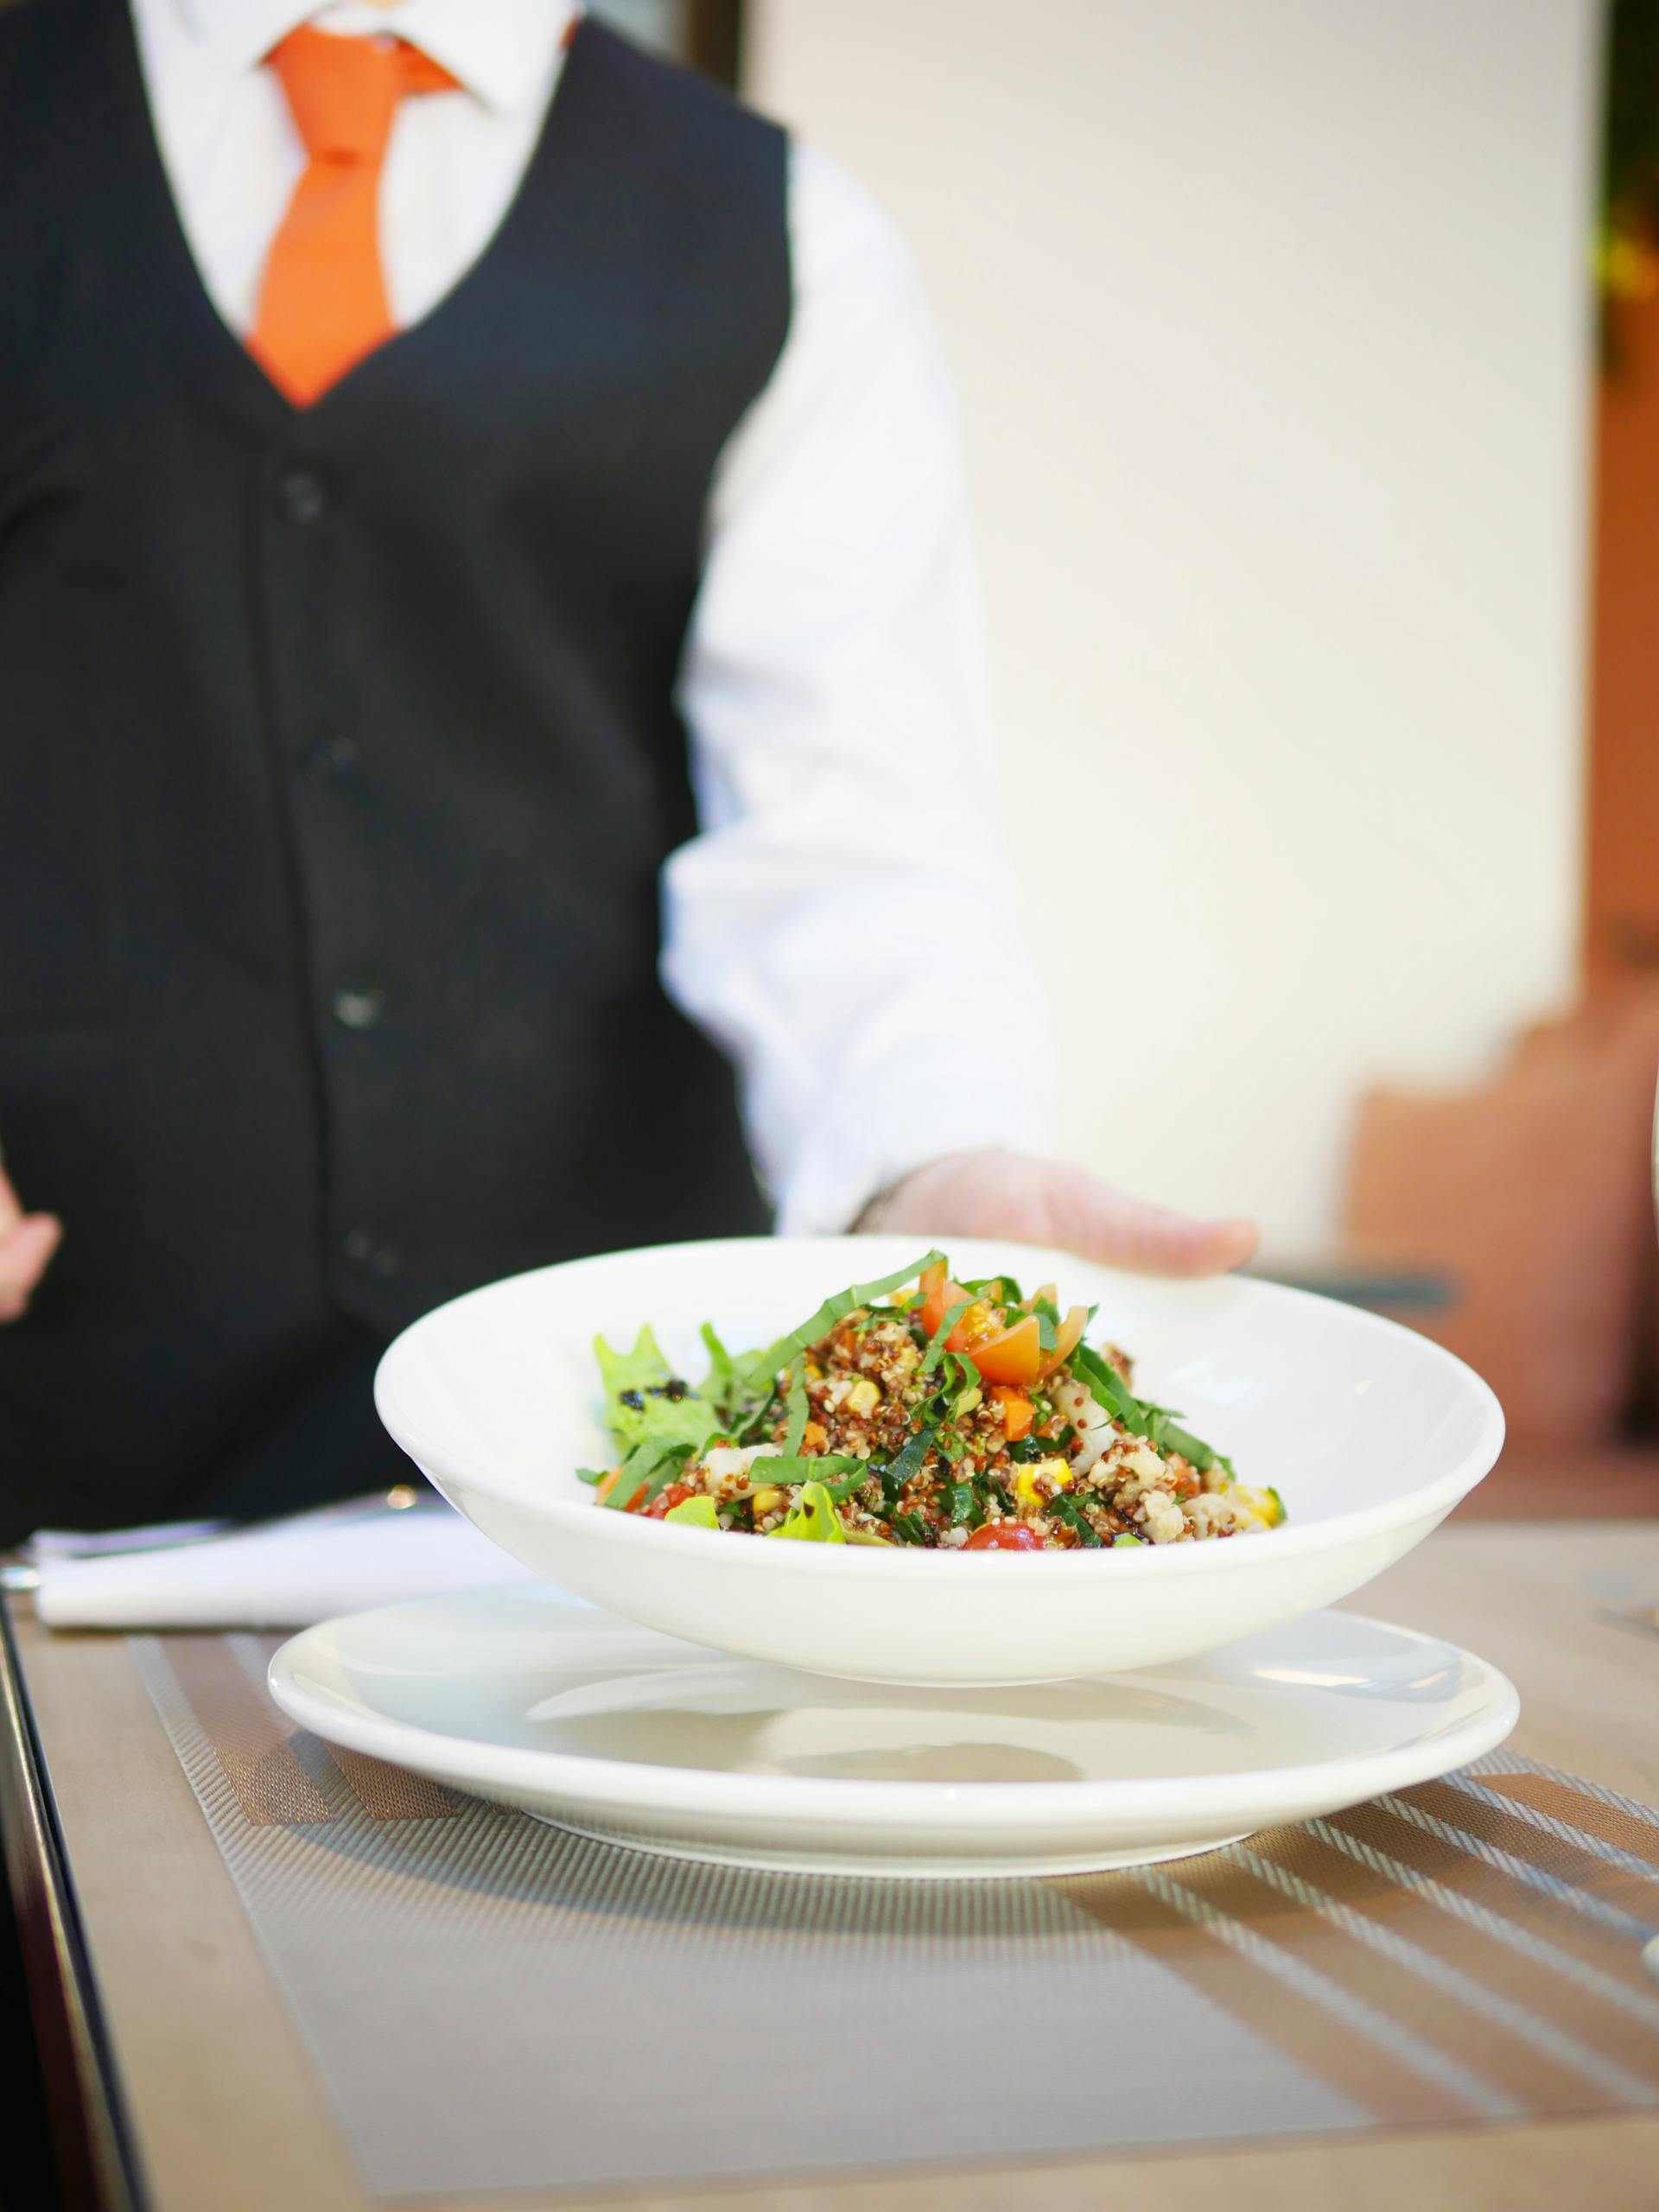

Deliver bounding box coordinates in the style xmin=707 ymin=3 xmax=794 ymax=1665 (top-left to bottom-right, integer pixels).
xmin=747 ymin=0 xmax=1600 ymax=1254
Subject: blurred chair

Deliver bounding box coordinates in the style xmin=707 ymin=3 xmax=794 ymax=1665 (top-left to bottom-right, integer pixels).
xmin=1341 ymin=985 xmax=1659 ymax=1471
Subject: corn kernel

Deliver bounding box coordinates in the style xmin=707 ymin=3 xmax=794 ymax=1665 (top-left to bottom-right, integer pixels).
xmin=749 ymin=1484 xmax=785 ymax=1515
xmin=845 ymin=1377 xmax=880 ymax=1416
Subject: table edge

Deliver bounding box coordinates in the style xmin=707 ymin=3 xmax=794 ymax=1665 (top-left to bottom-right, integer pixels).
xmin=0 ymin=1593 xmax=147 ymax=2212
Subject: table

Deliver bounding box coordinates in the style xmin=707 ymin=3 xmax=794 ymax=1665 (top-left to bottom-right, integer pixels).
xmin=5 ymin=1525 xmax=1659 ymax=2212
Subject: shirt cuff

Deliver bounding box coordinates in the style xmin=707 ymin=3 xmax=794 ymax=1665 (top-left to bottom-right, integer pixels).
xmin=769 ymin=1056 xmax=1058 ymax=1237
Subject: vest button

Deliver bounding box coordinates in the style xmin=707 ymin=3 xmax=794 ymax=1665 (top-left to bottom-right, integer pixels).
xmin=332 ymin=987 xmax=385 ymax=1030
xmin=343 ymin=1229 xmax=400 ymax=1280
xmin=307 ymin=733 xmax=360 ymax=778
xmin=276 ymin=466 xmax=329 ymax=525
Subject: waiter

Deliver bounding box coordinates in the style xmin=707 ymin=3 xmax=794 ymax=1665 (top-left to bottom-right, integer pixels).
xmin=0 ymin=0 xmax=1254 ymax=1540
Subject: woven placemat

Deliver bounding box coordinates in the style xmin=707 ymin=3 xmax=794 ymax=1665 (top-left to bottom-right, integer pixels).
xmin=130 ymin=1630 xmax=1659 ymax=2198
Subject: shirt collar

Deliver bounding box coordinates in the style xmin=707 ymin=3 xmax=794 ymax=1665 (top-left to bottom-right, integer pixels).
xmin=173 ymin=0 xmax=580 ymax=116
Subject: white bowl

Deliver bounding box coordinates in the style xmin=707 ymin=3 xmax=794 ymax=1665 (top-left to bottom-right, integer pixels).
xmin=374 ymin=1235 xmax=1503 ymax=1688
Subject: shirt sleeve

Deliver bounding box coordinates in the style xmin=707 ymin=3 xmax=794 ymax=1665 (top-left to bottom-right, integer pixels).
xmin=662 ymin=142 xmax=1058 ymax=1235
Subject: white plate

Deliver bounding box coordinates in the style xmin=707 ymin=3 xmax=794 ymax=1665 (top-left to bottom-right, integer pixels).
xmin=268 ymin=1586 xmax=1518 ymax=1879
xmin=373 ymin=1236 xmax=1504 ymax=1686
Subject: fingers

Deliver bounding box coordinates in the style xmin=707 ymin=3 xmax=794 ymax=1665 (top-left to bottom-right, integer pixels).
xmin=866 ymin=1150 xmax=1258 ymax=1280
xmin=1065 ymin=1179 xmax=1259 ymax=1278
xmin=0 ymin=1166 xmax=62 ymax=1321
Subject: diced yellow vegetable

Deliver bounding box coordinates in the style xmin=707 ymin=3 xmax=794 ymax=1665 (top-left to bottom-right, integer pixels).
xmin=844 ymin=1377 xmax=880 ymax=1416
xmin=1014 ymin=1455 xmax=1072 ymax=1510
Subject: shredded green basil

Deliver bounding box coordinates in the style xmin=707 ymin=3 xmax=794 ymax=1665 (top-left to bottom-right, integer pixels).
xmin=599 ymin=1436 xmax=695 ymax=1512
xmin=742 ymin=1452 xmax=865 ymax=1488
xmin=1070 ymin=1342 xmax=1148 ymax=1436
xmin=743 ymin=1249 xmax=944 ymax=1392
xmin=780 ymin=1361 xmax=810 ymax=1456
xmin=1071 ymin=1344 xmax=1234 ymax=1474
xmin=941 ymin=1350 xmax=982 ymax=1396
xmin=876 ymin=1425 xmax=934 ymax=1506
xmin=919 ymin=1299 xmax=972 ymax=1376
xmin=1047 ymin=1492 xmax=1103 ymax=1548
xmin=823 ymin=1463 xmax=879 ymax=1503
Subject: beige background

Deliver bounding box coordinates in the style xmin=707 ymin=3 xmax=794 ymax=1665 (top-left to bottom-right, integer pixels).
xmin=747 ymin=0 xmax=1600 ymax=1253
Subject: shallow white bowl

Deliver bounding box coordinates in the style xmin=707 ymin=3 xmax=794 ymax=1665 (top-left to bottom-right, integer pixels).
xmin=374 ymin=1235 xmax=1503 ymax=1687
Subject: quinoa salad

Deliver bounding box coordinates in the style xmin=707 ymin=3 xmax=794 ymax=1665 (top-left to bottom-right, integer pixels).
xmin=580 ymin=1250 xmax=1283 ymax=1550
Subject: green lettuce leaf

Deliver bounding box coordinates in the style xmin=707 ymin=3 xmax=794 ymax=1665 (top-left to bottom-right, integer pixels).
xmin=594 ymin=1324 xmax=671 ymax=1401
xmin=698 ymin=1322 xmax=762 ymax=1430
xmin=594 ymin=1325 xmax=721 ymax=1459
xmin=664 ymin=1496 xmax=720 ymax=1529
xmin=767 ymin=1481 xmax=846 ymax=1543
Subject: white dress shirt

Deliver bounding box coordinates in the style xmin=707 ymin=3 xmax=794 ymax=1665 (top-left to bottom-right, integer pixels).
xmin=129 ymin=0 xmax=1055 ymax=1232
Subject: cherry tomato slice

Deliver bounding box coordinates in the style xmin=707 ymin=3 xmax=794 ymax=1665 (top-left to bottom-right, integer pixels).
xmin=964 ymin=1313 xmax=1044 ymax=1387
xmin=918 ymin=1260 xmax=972 ymax=1341
xmin=963 ymin=1521 xmax=1045 ymax=1551
xmin=1037 ymin=1305 xmax=1090 ymax=1379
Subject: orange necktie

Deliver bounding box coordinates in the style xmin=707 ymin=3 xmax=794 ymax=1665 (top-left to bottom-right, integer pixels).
xmin=250 ymin=28 xmax=458 ymax=408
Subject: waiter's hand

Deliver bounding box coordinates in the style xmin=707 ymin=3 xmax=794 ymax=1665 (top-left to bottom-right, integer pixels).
xmin=0 ymin=1166 xmax=61 ymax=1321
xmin=860 ymin=1148 xmax=1257 ymax=1278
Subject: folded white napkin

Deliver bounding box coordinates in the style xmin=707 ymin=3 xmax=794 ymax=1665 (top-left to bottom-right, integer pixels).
xmin=29 ymin=1495 xmax=536 ymax=1630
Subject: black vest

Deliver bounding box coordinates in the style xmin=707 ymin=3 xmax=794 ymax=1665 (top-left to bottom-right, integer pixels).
xmin=0 ymin=1 xmax=787 ymax=1536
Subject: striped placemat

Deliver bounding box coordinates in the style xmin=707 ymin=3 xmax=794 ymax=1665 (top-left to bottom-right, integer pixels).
xmin=130 ymin=1630 xmax=1659 ymax=2198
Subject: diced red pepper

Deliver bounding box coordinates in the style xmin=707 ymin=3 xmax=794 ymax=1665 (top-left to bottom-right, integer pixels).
xmin=642 ymin=1481 xmax=696 ymax=1521
xmin=990 ymin=1386 xmax=1035 ymax=1440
